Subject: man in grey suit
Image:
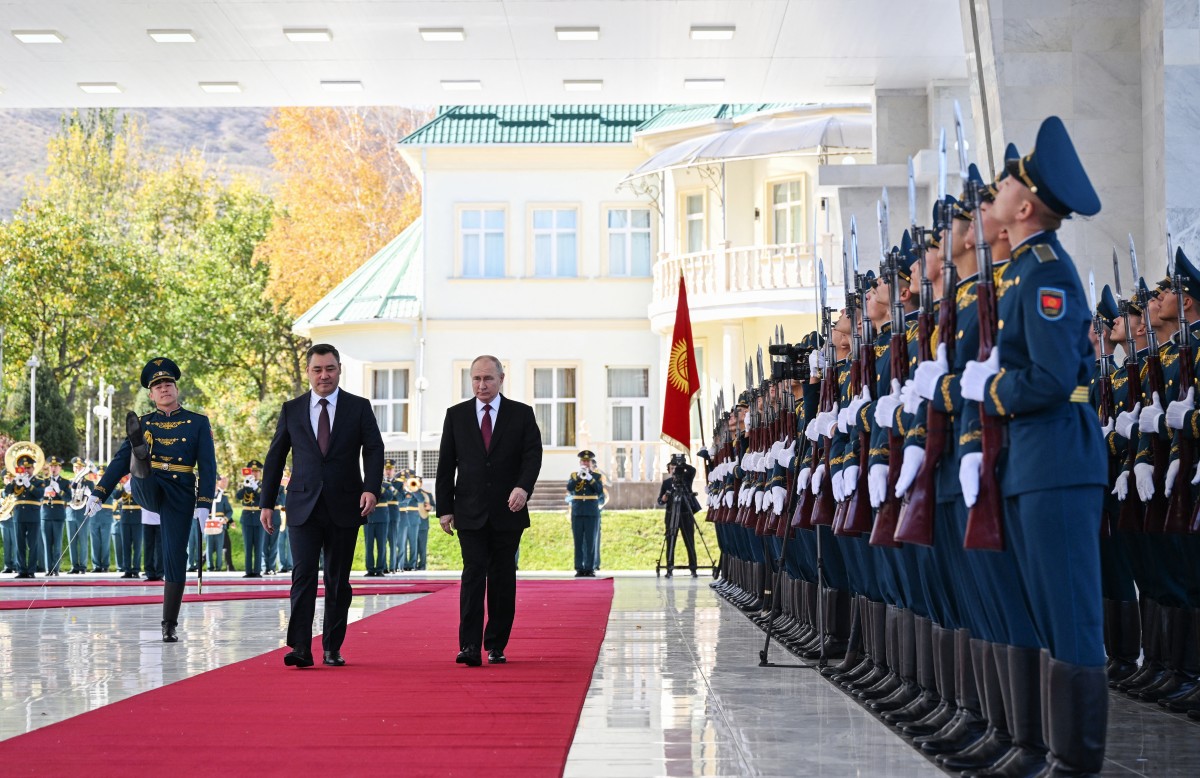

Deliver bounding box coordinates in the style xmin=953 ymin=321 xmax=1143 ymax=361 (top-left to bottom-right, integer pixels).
xmin=260 ymin=343 xmax=384 ymax=668
xmin=436 ymin=355 xmax=543 ymax=666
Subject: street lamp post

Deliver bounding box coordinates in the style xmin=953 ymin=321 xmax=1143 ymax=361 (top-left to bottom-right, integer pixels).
xmin=26 ymin=355 xmax=40 ymax=443
xmin=105 ymin=384 xmax=115 ymax=461
xmin=85 ymin=379 xmax=95 ymax=461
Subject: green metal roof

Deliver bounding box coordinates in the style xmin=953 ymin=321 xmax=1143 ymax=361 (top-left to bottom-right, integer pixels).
xmin=294 ymin=218 xmax=422 ymax=332
xmin=400 ymin=104 xmax=668 ymax=145
xmin=635 ymin=103 xmax=801 ymax=133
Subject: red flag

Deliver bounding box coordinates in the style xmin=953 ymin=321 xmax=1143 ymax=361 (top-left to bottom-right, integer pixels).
xmin=661 ymin=275 xmax=699 ymax=452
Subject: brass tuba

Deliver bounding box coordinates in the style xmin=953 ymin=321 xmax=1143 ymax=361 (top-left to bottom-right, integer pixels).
xmin=68 ymin=465 xmax=93 ymax=510
xmin=2 ymin=442 xmax=45 ymax=521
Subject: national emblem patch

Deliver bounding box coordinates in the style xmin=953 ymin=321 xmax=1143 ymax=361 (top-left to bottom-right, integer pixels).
xmin=1039 ymin=287 xmax=1066 ymax=321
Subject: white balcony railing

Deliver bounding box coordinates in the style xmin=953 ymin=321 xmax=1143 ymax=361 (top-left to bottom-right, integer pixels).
xmin=652 ymin=240 xmax=844 ymax=309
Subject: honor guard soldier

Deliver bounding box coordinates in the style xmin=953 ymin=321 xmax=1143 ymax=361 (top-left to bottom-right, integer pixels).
xmin=958 ymin=116 xmax=1108 ymax=776
xmin=413 ymin=475 xmax=435 ymax=571
xmin=86 ymin=357 xmax=217 ymax=641
xmin=276 ymin=468 xmax=293 ymax=573
xmin=86 ymin=466 xmax=115 ymax=572
xmin=116 ymin=476 xmax=143 ymax=577
xmin=66 ymin=457 xmax=90 ymax=574
xmin=364 ymin=469 xmax=396 ymax=576
xmin=1 ymin=468 xmax=15 ymax=573
xmin=237 ymin=460 xmax=264 ymax=577
xmin=567 ymin=450 xmax=604 ymax=577
xmin=395 ymin=470 xmax=423 ymax=571
xmin=4 ymin=453 xmax=45 ymax=578
xmin=142 ymin=500 xmax=164 ymax=582
xmin=41 ymin=455 xmax=70 ymax=575
xmin=384 ymin=460 xmax=402 ymax=573
xmin=209 ymin=475 xmax=232 ymax=572
xmin=590 ymin=455 xmax=606 ymax=571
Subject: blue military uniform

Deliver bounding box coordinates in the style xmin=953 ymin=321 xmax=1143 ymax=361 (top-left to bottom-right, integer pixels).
xmin=66 ymin=457 xmax=90 ymax=574
xmin=91 ymin=357 xmax=216 ymax=641
xmin=415 ymin=484 xmax=435 ymax=570
xmin=275 ymin=474 xmax=292 ymax=573
xmin=40 ymin=456 xmax=70 ymax=575
xmin=115 ymin=480 xmax=143 ymax=577
xmin=208 ymin=483 xmax=232 ymax=572
xmin=364 ymin=478 xmax=397 ymax=575
xmin=567 ymin=450 xmax=604 ymax=577
xmin=86 ymin=467 xmax=115 ymax=572
xmin=383 ymin=463 xmax=402 ymax=572
xmin=395 ymin=471 xmax=424 ymax=571
xmin=236 ymin=460 xmax=264 ymax=577
xmin=3 ymin=455 xmax=45 ymax=577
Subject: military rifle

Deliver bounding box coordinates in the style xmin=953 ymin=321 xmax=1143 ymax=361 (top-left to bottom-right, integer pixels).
xmin=1165 ymin=235 xmax=1196 ymax=533
xmin=1113 ymin=250 xmax=1145 ymax=532
xmin=1132 ymin=235 xmax=1169 ymax=533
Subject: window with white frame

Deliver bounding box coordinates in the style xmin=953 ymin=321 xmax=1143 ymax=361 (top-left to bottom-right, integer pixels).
xmin=532 ymin=208 xmax=578 ymax=277
xmin=607 ymin=367 xmax=649 ymax=441
xmin=771 ymin=180 xmax=805 ymax=245
xmin=460 ymin=208 xmax=506 ymax=277
xmin=533 ymin=367 xmax=576 ymax=447
xmin=370 ymin=367 xmax=410 ymax=434
xmin=684 ymin=193 xmax=705 ymax=254
xmin=607 ymin=208 xmax=652 ymax=276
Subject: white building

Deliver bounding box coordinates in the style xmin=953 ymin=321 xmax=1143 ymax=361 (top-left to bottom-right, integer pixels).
xmin=293 ymin=99 xmax=968 ymax=505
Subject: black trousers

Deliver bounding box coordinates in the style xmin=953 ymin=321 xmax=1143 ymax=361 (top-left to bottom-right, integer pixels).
xmin=457 ymin=522 xmax=524 ymax=652
xmin=286 ymin=497 xmax=360 ymax=653
xmin=665 ymin=509 xmax=697 ymax=570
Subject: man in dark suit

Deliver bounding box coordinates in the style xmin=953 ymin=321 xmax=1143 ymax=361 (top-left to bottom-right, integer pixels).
xmin=259 ymin=343 xmax=384 ymax=668
xmin=436 ymin=355 xmax=543 ymax=667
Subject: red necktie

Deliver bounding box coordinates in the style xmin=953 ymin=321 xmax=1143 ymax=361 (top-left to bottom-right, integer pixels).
xmin=317 ymin=398 xmax=331 ymax=455
xmin=481 ymin=404 xmax=493 ymax=451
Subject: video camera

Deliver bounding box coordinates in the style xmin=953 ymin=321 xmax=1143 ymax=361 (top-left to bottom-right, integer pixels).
xmin=767 ymin=342 xmax=811 ymax=381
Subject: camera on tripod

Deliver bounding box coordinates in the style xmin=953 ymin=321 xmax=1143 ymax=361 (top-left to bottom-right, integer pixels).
xmin=767 ymin=342 xmax=811 ymax=381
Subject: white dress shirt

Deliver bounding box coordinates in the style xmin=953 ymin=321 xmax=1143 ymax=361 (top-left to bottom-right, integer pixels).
xmin=311 ymin=387 xmax=341 ymax=439
xmin=475 ymin=394 xmax=501 ymax=428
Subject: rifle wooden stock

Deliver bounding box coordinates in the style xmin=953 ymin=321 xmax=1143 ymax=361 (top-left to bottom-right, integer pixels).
xmin=802 ymin=360 xmax=839 ymax=529
xmin=811 ymin=438 xmax=837 ymax=526
xmin=843 ymin=341 xmax=876 ymax=536
xmin=964 ymin=277 xmax=1004 ymax=551
xmin=1143 ymin=355 xmax=1169 ymax=533
xmin=1096 ymin=363 xmax=1117 ymax=539
xmin=1171 ymin=339 xmax=1195 ymax=533
xmin=1117 ymin=357 xmax=1146 ymax=532
xmin=896 ymin=298 xmax=953 ymax=546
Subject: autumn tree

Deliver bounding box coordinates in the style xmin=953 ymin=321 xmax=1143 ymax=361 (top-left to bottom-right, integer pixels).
xmin=256 ymin=107 xmax=429 ymax=318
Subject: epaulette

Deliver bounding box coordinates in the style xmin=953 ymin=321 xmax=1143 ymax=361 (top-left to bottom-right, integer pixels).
xmin=1032 ymin=244 xmax=1058 ymax=263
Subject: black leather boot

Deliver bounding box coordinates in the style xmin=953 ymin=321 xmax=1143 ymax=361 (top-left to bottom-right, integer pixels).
xmin=939 ymin=641 xmax=1012 ymax=770
xmin=917 ymin=629 xmax=985 ymax=755
xmin=871 ymin=609 xmax=920 ymax=712
xmin=1142 ymin=607 xmax=1198 ymax=702
xmin=965 ymin=645 xmax=1048 ymax=778
xmin=902 ymin=624 xmax=957 ymax=737
xmin=884 ymin=615 xmax=940 ymax=724
xmin=161 ymin=581 xmax=184 ymax=642
xmin=126 ymin=411 xmax=151 ymax=479
xmin=1106 ymin=599 xmax=1140 ymax=683
xmin=1035 ymin=659 xmax=1107 ymax=776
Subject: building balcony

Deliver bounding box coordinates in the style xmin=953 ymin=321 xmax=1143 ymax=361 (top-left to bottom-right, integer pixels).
xmin=648 ymin=241 xmax=846 ymax=330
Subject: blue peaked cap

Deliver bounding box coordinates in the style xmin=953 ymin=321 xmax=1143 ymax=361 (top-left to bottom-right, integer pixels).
xmin=1005 ymin=116 xmax=1101 ymax=217
xmin=1097 ymin=284 xmax=1118 ymax=328
xmin=140 ymin=357 xmax=181 ymax=389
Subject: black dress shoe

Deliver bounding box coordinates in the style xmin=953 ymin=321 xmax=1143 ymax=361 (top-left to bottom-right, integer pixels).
xmin=162 ymin=623 xmax=178 ymax=643
xmin=488 ymin=649 xmax=507 ymax=664
xmin=323 ymin=651 xmax=346 ymax=666
xmin=456 ymin=646 xmax=482 ymax=667
xmin=284 ymin=649 xmax=314 ymax=668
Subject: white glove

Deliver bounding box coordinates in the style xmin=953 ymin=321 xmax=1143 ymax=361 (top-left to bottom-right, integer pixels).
xmin=1115 ymin=403 xmax=1141 ymax=439
xmin=808 ymin=348 xmax=827 ymax=372
xmin=1139 ymin=392 xmax=1166 ymax=435
xmin=913 ymin=343 xmax=949 ymax=400
xmin=895 ymin=446 xmax=924 ymax=496
xmin=45 ymin=481 xmax=59 ymax=498
xmin=961 ymin=347 xmax=1001 ymax=402
xmin=1165 ymin=459 xmax=1180 ymax=499
xmin=15 ymin=473 xmax=31 ymax=488
xmin=959 ymin=452 xmax=983 ymax=508
xmin=1134 ymin=462 xmax=1156 ymax=502
xmin=194 ymin=507 xmax=210 ymax=524
xmin=723 ymin=490 xmax=734 ymax=508
xmin=837 ymin=406 xmax=853 ymax=434
xmin=841 ymin=465 xmax=859 ymax=496
xmin=796 ymin=467 xmax=812 ymax=494
xmin=811 ymin=464 xmax=827 ymax=495
xmin=753 ymin=489 xmax=764 ymax=512
xmin=1100 ymin=416 xmax=1114 ymax=438
xmin=805 ymin=417 xmax=820 ymax=442
xmin=831 ymin=470 xmax=846 ymax=502
xmin=847 ymin=387 xmax=871 ymax=422
xmin=247 ymin=476 xmax=260 ymax=491
xmin=868 ymin=463 xmax=889 ymax=508
xmin=83 ymin=495 xmax=103 ymax=517
xmin=874 ymin=379 xmax=903 ymax=429
xmin=1112 ymin=470 xmax=1130 ymax=501
xmin=901 ymin=378 xmax=924 ymax=416
xmin=815 ymin=410 xmax=839 ymax=438
xmin=771 ymin=486 xmax=785 ymax=515
xmin=1192 ymin=461 xmax=1200 ymax=486
xmin=581 ymin=472 xmax=593 ymax=481
xmin=1166 ymin=388 xmax=1194 ymax=431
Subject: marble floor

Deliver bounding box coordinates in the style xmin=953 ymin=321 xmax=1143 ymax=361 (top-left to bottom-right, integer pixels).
xmin=0 ymin=573 xmax=1197 ymax=776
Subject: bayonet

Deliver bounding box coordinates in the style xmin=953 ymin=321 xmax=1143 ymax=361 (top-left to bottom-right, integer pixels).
xmin=1130 ymin=234 xmax=1158 ymax=352
xmin=879 ymin=191 xmax=891 ymax=265
xmin=953 ymin=100 xmax=970 ymax=186
xmin=907 ymin=156 xmax=917 ymax=230
xmin=936 ymin=128 xmax=947 ymax=202
xmin=1088 ymin=271 xmax=1098 ymax=313
xmin=1112 ymin=247 xmax=1123 ymax=299
xmin=757 ymin=346 xmax=765 ymax=387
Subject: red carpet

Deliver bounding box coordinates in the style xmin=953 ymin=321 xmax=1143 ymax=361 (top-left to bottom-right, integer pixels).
xmin=0 ymin=582 xmax=452 ymax=610
xmin=0 ymin=579 xmax=614 ymax=777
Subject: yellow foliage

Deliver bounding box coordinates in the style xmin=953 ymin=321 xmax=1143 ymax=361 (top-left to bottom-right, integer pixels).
xmin=256 ymin=107 xmax=429 ymax=317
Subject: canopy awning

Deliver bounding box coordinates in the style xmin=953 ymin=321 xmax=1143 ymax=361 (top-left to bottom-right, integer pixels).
xmin=623 ymin=114 xmax=873 ymax=183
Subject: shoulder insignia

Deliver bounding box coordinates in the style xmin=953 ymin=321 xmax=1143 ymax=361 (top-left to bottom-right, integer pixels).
xmin=1032 ymin=244 xmax=1059 ymax=263
xmin=1037 ymin=287 xmax=1066 ymax=321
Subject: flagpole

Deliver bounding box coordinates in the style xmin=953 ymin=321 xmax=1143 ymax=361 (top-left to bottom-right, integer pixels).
xmin=693 ymin=390 xmax=706 ymax=452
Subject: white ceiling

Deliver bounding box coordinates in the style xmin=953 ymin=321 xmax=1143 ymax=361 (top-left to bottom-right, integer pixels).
xmin=0 ymin=1 xmax=968 ymax=107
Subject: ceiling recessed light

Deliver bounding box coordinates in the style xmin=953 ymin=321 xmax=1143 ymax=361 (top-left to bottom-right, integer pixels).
xmin=441 ymin=80 xmax=482 ymax=91
xmin=684 ymin=78 xmax=725 ymax=90
xmin=200 ymin=82 xmax=242 ymax=93
xmin=321 ymin=80 xmax=363 ymax=92
xmin=563 ymin=79 xmax=603 ymax=92
xmin=148 ymin=30 xmax=196 ymax=43
xmin=285 ymin=28 xmax=333 ymax=42
xmin=690 ymin=25 xmax=736 ymax=41
xmin=420 ymin=28 xmax=465 ymax=42
xmin=13 ymin=30 xmax=64 ymax=44
xmin=555 ymin=27 xmax=600 ymax=41
xmin=78 ymin=82 xmax=122 ymax=94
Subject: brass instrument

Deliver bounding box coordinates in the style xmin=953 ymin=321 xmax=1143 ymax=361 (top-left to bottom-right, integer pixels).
xmin=405 ymin=474 xmax=422 ymax=493
xmin=68 ymin=466 xmax=93 ymax=510
xmin=2 ymin=442 xmax=46 ymax=521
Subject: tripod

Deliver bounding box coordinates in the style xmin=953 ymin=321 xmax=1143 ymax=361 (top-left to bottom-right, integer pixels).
xmin=655 ymin=486 xmax=716 ymax=577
